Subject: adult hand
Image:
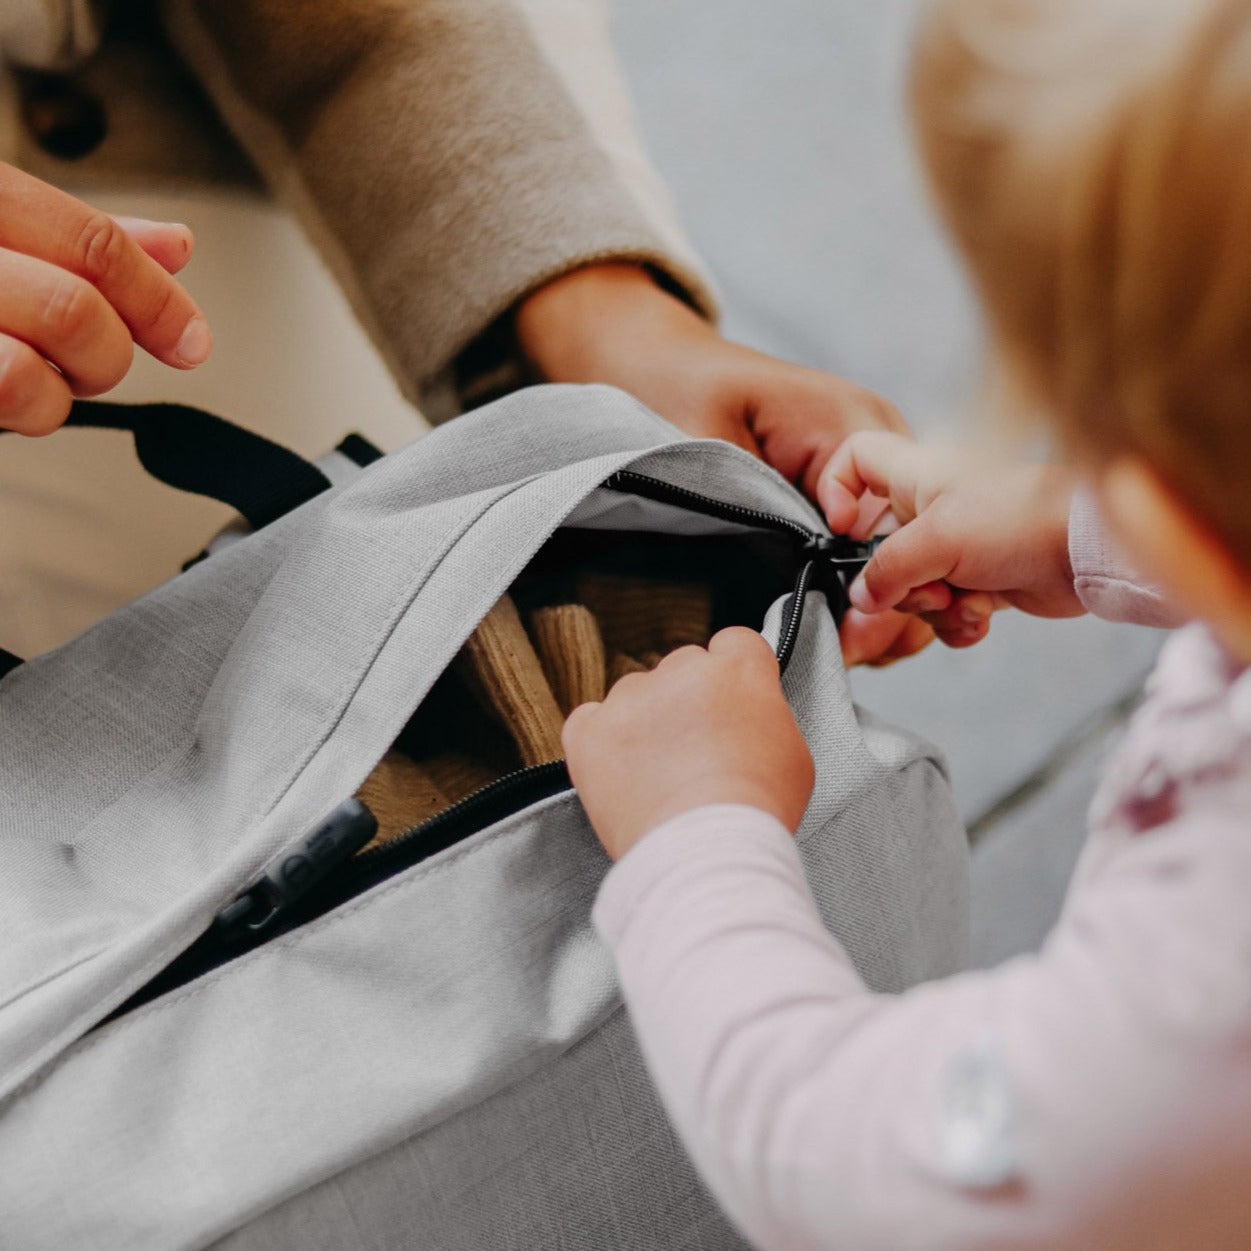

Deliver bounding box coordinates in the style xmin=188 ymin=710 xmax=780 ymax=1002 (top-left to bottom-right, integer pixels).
xmin=564 ymin=627 xmax=814 ymax=862
xmin=515 ymin=263 xmax=908 ymax=502
xmin=516 ymin=263 xmax=923 ymax=667
xmin=0 ymin=162 xmax=212 ymax=435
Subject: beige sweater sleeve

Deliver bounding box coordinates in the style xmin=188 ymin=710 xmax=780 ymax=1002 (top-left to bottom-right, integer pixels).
xmin=0 ymin=0 xmax=104 ymax=69
xmin=160 ymin=0 xmax=718 ymax=420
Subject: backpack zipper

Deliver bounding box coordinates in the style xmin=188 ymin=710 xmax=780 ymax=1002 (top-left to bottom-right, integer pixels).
xmin=105 ymin=472 xmax=875 ymax=1020
xmin=106 ymin=764 xmax=572 ymax=1022
xmin=600 ymin=470 xmax=879 ymax=662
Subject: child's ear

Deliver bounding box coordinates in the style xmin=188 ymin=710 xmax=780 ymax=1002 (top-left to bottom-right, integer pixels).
xmin=1098 ymin=455 xmax=1251 ymax=660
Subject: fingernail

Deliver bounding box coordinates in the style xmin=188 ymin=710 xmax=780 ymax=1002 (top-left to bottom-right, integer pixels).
xmin=174 ymin=317 xmax=212 ymax=367
xmin=959 ymin=605 xmax=986 ymax=627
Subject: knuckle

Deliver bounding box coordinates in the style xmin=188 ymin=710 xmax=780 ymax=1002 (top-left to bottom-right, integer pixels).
xmin=865 ymin=542 xmax=899 ymax=587
xmin=27 ymin=387 xmax=73 ymax=436
xmin=669 ymin=643 xmax=706 ymax=662
xmin=138 ymin=276 xmax=179 ymax=338
xmin=656 ymin=645 xmax=704 ymax=672
xmin=716 ymin=626 xmax=771 ymax=662
xmin=0 ymin=348 xmax=69 ymax=434
xmin=74 ymin=211 xmax=129 ymax=287
xmin=41 ymin=273 xmax=95 ymax=343
xmin=0 ymin=344 xmax=29 ymax=410
xmin=611 ymin=670 xmax=649 ymax=697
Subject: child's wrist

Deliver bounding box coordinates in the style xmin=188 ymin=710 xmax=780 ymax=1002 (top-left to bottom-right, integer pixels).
xmin=604 ymin=780 xmax=799 ymax=862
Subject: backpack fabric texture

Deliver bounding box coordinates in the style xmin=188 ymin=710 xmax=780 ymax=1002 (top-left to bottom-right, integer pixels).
xmin=0 ymin=384 xmax=969 ymax=1249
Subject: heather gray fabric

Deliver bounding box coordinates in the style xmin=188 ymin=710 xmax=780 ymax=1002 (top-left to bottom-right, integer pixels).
xmin=0 ymin=383 xmax=968 ymax=1249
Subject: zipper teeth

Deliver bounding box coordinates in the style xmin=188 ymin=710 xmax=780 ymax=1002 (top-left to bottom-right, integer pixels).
xmin=352 ymin=760 xmax=569 ymax=869
xmin=775 ymin=560 xmax=815 ymax=672
xmin=603 ymin=470 xmax=818 ymax=544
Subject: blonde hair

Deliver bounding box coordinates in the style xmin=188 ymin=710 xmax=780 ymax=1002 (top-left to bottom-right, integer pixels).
xmin=911 ymin=0 xmax=1251 ymax=565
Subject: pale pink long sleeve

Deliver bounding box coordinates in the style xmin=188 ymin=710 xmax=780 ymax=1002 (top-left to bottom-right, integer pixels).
xmin=592 ymin=501 xmax=1251 ymax=1250
xmin=1068 ymin=488 xmax=1182 ymax=627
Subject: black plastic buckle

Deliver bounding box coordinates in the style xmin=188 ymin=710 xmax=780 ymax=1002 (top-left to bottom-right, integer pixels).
xmin=212 ymin=799 xmax=378 ymax=941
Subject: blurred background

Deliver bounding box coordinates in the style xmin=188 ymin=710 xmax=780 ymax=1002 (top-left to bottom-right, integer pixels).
xmin=23 ymin=0 xmax=1166 ymax=965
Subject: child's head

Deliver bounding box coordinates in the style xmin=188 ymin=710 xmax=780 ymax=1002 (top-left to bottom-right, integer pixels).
xmin=911 ymin=0 xmax=1251 ymax=637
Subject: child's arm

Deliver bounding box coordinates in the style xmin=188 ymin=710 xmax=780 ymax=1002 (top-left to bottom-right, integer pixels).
xmin=565 ymin=632 xmax=1251 ymax=1250
xmin=817 ymin=432 xmax=1084 ymax=653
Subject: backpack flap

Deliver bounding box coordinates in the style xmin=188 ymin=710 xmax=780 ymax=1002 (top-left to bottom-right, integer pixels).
xmin=0 ymin=385 xmax=703 ymax=1095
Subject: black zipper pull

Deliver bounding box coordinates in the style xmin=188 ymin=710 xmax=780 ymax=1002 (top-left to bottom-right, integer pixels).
xmin=212 ymin=799 xmax=378 ymax=942
xmin=775 ymin=535 xmax=886 ymax=669
xmin=799 ymin=533 xmax=884 ymax=582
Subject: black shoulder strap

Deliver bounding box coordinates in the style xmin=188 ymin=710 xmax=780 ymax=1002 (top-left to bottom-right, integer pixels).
xmin=64 ymin=400 xmax=333 ymax=531
xmin=0 ymin=401 xmax=341 ymax=677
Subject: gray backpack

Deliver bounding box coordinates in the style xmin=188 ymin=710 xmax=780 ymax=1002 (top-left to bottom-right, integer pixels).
xmin=0 ymin=384 xmax=967 ymax=1249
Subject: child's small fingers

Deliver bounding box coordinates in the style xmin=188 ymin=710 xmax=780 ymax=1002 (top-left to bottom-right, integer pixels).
xmin=895 ymin=580 xmax=954 ymax=616
xmin=849 ymin=516 xmax=958 ymax=614
xmin=819 ymin=475 xmax=862 ymax=535
xmin=934 ymin=615 xmax=992 ymax=649
xmin=708 ymin=626 xmax=777 ymax=671
xmin=850 ymin=493 xmax=895 ymax=542
xmin=919 ymin=589 xmax=995 ymax=636
xmin=920 ymin=589 xmax=994 ymax=649
xmin=561 ymin=700 xmax=601 ymax=747
xmin=654 ymin=643 xmax=708 ymax=674
xmin=817 ymin=431 xmax=918 ymax=532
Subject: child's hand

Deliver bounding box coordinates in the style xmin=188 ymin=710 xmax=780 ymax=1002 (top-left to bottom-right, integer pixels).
xmin=817 ymin=432 xmax=1083 ymax=648
xmin=0 ymin=162 xmax=211 ymax=435
xmin=563 ymin=628 xmax=814 ymax=862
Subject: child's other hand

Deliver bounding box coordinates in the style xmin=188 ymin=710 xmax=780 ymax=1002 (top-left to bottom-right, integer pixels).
xmin=563 ymin=628 xmax=814 ymax=862
xmin=817 ymin=432 xmax=1083 ymax=649
xmin=0 ymin=162 xmax=211 ymax=435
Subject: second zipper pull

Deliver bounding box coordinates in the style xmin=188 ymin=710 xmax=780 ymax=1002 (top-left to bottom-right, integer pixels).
xmin=212 ymin=799 xmax=378 ymax=942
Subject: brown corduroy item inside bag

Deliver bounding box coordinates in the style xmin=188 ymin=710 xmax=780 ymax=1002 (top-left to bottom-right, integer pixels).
xmin=354 ymin=575 xmax=714 ymax=851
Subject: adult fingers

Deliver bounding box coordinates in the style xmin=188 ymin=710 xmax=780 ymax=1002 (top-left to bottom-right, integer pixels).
xmin=793 ymin=387 xmax=911 ymax=500
xmin=839 ymin=607 xmax=935 ymax=667
xmin=868 ymin=615 xmax=937 ymax=666
xmin=0 ymin=163 xmax=210 ymax=368
xmin=0 ymin=333 xmax=73 ymax=434
xmin=114 ymin=216 xmax=194 ymax=275
xmin=0 ymin=247 xmax=133 ymax=395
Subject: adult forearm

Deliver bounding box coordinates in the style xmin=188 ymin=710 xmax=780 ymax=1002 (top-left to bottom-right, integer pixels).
xmin=161 ymin=0 xmax=715 ymax=416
